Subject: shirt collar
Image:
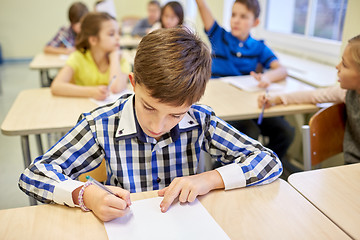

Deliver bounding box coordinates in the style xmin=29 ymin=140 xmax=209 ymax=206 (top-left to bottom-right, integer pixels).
xmin=115 ymin=95 xmax=199 ymax=142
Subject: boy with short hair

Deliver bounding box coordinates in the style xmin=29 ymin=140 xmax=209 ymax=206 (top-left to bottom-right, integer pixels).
xmin=44 ymin=2 xmax=89 ymax=55
xmin=196 ymin=0 xmax=294 ymax=170
xmin=132 ymin=0 xmax=161 ymax=37
xmin=19 ymin=28 xmax=282 ymax=222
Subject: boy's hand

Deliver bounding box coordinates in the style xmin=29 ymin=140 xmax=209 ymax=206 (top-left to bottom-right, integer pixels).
xmin=250 ymin=71 xmax=270 ymax=88
xmin=158 ymin=170 xmax=224 ymax=213
xmin=92 ymin=86 xmax=109 ymax=100
xmin=83 ymin=185 xmax=131 ymax=222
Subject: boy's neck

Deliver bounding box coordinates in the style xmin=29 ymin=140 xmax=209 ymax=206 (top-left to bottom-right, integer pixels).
xmin=236 ymin=33 xmax=250 ymax=42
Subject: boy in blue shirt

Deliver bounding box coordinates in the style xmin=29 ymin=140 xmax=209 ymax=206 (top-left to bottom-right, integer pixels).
xmin=196 ymin=0 xmax=295 ymax=171
xmin=19 ymin=28 xmax=282 ymax=222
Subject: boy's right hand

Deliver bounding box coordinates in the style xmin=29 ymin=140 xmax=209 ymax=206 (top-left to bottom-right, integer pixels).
xmin=92 ymin=86 xmax=109 ymax=100
xmin=83 ymin=185 xmax=131 ymax=222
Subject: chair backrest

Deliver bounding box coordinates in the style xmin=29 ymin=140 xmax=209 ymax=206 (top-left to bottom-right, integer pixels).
xmin=302 ymin=103 xmax=346 ymax=170
xmin=78 ymin=159 xmax=107 ymax=182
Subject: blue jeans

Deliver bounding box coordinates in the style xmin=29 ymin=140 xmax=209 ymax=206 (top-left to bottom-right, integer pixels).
xmin=227 ymin=117 xmax=295 ymax=160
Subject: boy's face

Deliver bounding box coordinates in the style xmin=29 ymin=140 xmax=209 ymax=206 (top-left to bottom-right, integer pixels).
xmin=72 ymin=22 xmax=82 ymax=34
xmin=129 ymin=74 xmax=191 ymax=140
xmin=162 ymin=6 xmax=180 ymax=28
xmin=93 ymin=19 xmax=120 ymax=52
xmin=336 ymin=44 xmax=360 ymax=93
xmin=230 ymin=2 xmax=259 ymax=41
xmin=148 ymin=4 xmax=161 ymax=24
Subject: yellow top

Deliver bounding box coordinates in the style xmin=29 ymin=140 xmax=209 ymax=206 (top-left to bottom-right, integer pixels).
xmin=66 ymin=50 xmax=131 ymax=86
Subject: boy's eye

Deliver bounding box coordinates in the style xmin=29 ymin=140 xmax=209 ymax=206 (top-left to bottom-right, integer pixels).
xmin=172 ymin=115 xmax=181 ymax=119
xmin=144 ymin=105 xmax=155 ymax=111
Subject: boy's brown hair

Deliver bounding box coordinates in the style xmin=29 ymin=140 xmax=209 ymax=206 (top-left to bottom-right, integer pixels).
xmin=68 ymin=2 xmax=89 ymax=25
xmin=75 ymin=12 xmax=115 ymax=53
xmin=134 ymin=28 xmax=212 ymax=107
xmin=348 ymin=34 xmax=360 ymax=72
xmin=235 ymin=0 xmax=260 ymax=19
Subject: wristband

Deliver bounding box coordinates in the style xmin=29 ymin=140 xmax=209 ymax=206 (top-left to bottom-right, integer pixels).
xmin=78 ymin=181 xmax=94 ymax=212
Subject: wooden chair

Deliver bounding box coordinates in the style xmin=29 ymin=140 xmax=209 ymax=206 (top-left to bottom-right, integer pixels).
xmin=302 ymin=103 xmax=346 ymax=171
xmin=78 ymin=159 xmax=107 ymax=182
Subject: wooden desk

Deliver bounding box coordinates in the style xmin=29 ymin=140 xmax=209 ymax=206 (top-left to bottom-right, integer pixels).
xmin=200 ymin=78 xmax=319 ymax=121
xmin=288 ymin=164 xmax=360 ymax=239
xmin=0 ymin=180 xmax=349 ymax=239
xmin=29 ymin=53 xmax=68 ymax=87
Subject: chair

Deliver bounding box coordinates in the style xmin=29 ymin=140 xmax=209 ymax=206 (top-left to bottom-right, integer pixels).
xmin=78 ymin=159 xmax=107 ymax=182
xmin=302 ymin=103 xmax=346 ymax=171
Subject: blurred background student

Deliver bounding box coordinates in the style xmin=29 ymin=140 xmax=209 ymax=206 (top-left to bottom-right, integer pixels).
xmin=150 ymin=1 xmax=184 ymax=31
xmin=51 ymin=12 xmax=130 ymax=100
xmin=44 ymin=2 xmax=88 ymax=55
xmin=131 ymin=1 xmax=161 ymax=37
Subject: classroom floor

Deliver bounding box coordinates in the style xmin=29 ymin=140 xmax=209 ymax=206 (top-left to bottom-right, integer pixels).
xmin=0 ymin=61 xmax=41 ymax=209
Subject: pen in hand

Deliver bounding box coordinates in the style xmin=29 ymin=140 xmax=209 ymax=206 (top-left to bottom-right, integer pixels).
xmin=257 ymin=89 xmax=269 ymax=125
xmin=108 ymin=75 xmax=116 ymax=92
xmin=86 ymin=175 xmax=116 ymax=196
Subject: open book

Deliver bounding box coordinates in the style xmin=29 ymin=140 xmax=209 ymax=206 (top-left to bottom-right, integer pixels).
xmin=90 ymin=89 xmax=133 ymax=106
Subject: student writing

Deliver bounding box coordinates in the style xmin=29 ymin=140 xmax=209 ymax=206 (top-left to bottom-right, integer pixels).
xmin=258 ymin=34 xmax=360 ymax=165
xmin=44 ymin=2 xmax=89 ymax=55
xmin=50 ymin=12 xmax=130 ymax=100
xmin=195 ymin=0 xmax=294 ymax=171
xmin=19 ymin=28 xmax=282 ymax=222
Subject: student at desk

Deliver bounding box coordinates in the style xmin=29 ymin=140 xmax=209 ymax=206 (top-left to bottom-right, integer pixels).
xmin=44 ymin=2 xmax=89 ymax=55
xmin=195 ymin=0 xmax=294 ymax=170
xmin=150 ymin=1 xmax=184 ymax=31
xmin=51 ymin=12 xmax=130 ymax=100
xmin=259 ymin=35 xmax=360 ymax=165
xmin=19 ymin=28 xmax=282 ymax=222
xmin=131 ymin=1 xmax=161 ymax=37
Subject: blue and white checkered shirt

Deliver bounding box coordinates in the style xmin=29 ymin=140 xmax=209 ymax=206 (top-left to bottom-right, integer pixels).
xmin=46 ymin=25 xmax=76 ymax=48
xmin=19 ymin=94 xmax=282 ymax=207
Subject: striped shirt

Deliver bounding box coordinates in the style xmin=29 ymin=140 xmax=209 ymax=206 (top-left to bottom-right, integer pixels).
xmin=19 ymin=94 xmax=282 ymax=207
xmin=46 ymin=26 xmax=76 ymax=48
xmin=206 ymin=21 xmax=278 ymax=78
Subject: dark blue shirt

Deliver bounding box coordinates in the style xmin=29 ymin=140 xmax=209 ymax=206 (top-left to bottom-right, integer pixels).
xmin=206 ymin=21 xmax=278 ymax=78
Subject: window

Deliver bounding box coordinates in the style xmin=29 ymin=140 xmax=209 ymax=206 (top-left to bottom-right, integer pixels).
xmin=253 ymin=0 xmax=348 ymax=64
xmin=266 ymin=0 xmax=347 ymax=41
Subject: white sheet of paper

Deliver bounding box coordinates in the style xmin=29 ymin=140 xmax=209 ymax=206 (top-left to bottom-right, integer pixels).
xmin=220 ymin=75 xmax=285 ymax=92
xmin=104 ymin=197 xmax=230 ymax=240
xmin=90 ymin=89 xmax=133 ymax=106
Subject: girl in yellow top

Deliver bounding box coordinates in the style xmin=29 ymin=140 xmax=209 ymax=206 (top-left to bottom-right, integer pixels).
xmin=51 ymin=12 xmax=130 ymax=100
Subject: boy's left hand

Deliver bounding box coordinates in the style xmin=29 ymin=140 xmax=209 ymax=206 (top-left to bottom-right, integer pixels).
xmin=158 ymin=170 xmax=224 ymax=213
xmin=251 ymin=71 xmax=270 ymax=88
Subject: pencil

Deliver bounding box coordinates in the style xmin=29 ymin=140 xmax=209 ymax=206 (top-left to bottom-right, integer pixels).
xmin=86 ymin=175 xmax=116 ymax=196
xmin=257 ymin=89 xmax=269 ymax=125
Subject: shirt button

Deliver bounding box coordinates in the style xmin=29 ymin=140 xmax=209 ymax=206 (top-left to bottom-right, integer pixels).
xmin=156 ymin=177 xmax=161 ymax=183
xmin=239 ymin=42 xmax=243 ymax=47
xmin=236 ymin=52 xmax=242 ymax=57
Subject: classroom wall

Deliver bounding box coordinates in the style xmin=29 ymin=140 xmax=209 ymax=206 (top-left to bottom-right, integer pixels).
xmin=0 ymin=0 xmax=226 ymax=60
xmin=0 ymin=0 xmax=149 ymax=60
xmin=340 ymin=0 xmax=360 ymax=54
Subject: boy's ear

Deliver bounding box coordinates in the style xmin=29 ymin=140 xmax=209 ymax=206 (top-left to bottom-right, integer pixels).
xmin=253 ymin=18 xmax=260 ymax=28
xmin=129 ymin=72 xmax=136 ymax=88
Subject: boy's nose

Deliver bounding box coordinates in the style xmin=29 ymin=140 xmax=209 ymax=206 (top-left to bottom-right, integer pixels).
xmin=150 ymin=117 xmax=165 ymax=134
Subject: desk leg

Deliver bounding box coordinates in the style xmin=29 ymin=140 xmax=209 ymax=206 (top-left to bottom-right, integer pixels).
xmin=20 ymin=135 xmax=38 ymax=206
xmin=39 ymin=69 xmax=51 ymax=87
xmin=35 ymin=134 xmax=44 ymax=156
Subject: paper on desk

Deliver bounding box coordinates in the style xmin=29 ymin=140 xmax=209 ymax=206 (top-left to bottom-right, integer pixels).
xmin=104 ymin=197 xmax=230 ymax=240
xmin=220 ymin=75 xmax=285 ymax=92
xmin=90 ymin=89 xmax=133 ymax=106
